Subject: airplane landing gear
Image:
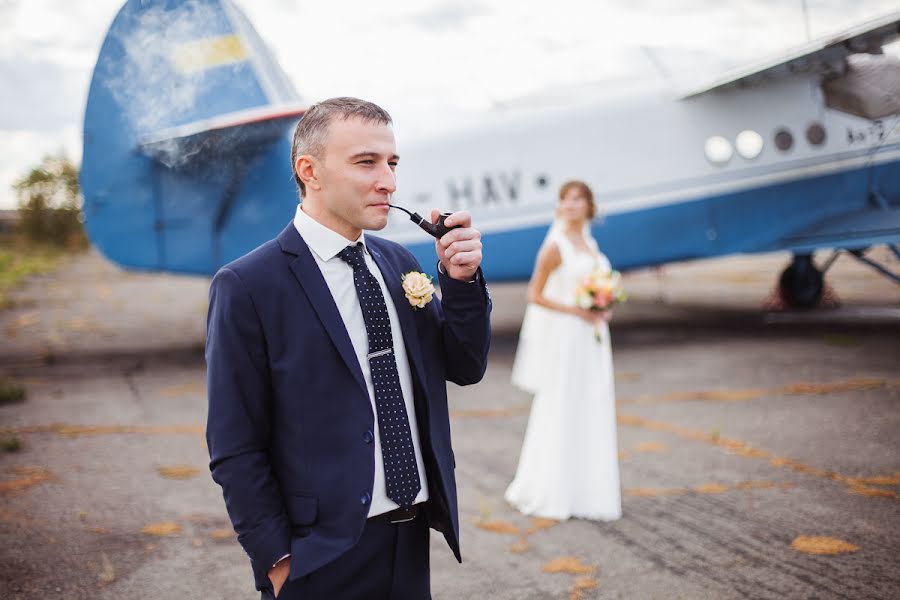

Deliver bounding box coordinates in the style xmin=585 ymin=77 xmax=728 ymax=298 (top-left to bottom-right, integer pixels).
xmin=778 ymin=254 xmax=824 ymax=308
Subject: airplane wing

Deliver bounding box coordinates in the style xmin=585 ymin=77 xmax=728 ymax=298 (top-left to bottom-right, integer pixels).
xmin=681 ymin=11 xmax=900 ymax=99
xmin=138 ymin=103 xmax=306 ymax=169
xmin=775 ymin=207 xmax=900 ymax=253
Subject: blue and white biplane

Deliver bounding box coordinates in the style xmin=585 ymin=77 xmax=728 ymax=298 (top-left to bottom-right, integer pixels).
xmin=81 ymin=1 xmax=900 ymax=307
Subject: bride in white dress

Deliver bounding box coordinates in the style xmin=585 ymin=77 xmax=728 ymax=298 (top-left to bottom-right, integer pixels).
xmin=505 ymin=181 xmax=622 ymax=521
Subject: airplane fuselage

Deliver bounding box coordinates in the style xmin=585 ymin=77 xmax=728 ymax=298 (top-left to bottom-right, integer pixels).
xmin=380 ymin=76 xmax=900 ymax=279
xmin=80 ymin=0 xmax=900 ymax=284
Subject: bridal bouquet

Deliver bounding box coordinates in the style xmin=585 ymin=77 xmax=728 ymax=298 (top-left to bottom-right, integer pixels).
xmin=575 ymin=268 xmax=626 ymax=341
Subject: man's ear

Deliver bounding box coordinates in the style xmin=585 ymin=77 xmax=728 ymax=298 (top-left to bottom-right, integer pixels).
xmin=295 ymin=155 xmax=321 ymax=193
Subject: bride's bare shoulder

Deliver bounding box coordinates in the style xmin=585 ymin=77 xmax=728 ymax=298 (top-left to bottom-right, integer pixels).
xmin=535 ymin=241 xmax=562 ymax=269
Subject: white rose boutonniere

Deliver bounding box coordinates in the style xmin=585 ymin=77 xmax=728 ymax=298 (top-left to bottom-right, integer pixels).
xmin=401 ymin=270 xmax=435 ymax=309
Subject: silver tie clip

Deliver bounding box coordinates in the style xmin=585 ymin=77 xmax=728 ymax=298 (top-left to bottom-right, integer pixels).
xmin=367 ymin=348 xmax=393 ymax=360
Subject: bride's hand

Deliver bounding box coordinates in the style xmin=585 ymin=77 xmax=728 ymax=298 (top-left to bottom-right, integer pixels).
xmin=572 ymin=308 xmax=597 ymax=323
xmin=571 ymin=308 xmax=611 ymax=324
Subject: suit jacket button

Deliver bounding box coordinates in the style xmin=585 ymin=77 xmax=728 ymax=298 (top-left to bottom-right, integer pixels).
xmin=363 ymin=430 xmax=374 ymax=444
xmin=360 ymin=492 xmax=371 ymax=505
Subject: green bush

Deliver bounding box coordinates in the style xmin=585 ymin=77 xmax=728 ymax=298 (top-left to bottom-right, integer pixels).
xmin=0 ymin=436 xmax=22 ymax=453
xmin=0 ymin=377 xmax=26 ymax=405
xmin=13 ymin=154 xmax=88 ymax=249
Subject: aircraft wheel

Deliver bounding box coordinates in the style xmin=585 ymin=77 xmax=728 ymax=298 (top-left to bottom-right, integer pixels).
xmin=778 ymin=255 xmax=823 ymax=309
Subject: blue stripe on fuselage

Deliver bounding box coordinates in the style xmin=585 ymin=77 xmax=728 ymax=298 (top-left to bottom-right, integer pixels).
xmin=404 ymin=157 xmax=900 ymax=281
xmin=89 ymin=151 xmax=899 ymax=279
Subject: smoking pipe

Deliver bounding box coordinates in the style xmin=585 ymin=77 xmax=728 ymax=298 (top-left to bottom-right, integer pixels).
xmin=388 ymin=204 xmax=460 ymax=239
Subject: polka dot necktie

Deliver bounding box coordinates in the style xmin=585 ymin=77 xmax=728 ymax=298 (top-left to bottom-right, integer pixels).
xmin=337 ymin=243 xmax=421 ymax=508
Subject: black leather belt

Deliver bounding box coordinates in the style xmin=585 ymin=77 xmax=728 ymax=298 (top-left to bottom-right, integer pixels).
xmin=370 ymin=503 xmax=421 ymax=524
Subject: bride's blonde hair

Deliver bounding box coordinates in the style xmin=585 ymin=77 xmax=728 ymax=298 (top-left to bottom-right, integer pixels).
xmin=558 ymin=180 xmax=597 ymax=219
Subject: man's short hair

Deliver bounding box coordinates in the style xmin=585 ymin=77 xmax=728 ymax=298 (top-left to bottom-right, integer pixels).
xmin=290 ymin=97 xmax=393 ymax=197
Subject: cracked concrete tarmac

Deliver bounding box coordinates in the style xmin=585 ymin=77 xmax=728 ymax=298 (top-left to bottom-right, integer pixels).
xmin=1 ymin=248 xmax=898 ymax=599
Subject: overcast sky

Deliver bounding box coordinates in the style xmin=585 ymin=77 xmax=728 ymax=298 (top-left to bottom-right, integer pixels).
xmin=1 ymin=0 xmax=898 ymax=209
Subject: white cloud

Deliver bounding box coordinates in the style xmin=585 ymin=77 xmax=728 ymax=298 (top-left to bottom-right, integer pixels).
xmin=0 ymin=0 xmax=898 ymax=208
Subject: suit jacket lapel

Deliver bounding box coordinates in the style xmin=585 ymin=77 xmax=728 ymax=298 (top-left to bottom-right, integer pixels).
xmin=368 ymin=245 xmax=429 ymax=392
xmin=278 ymin=224 xmax=369 ymax=403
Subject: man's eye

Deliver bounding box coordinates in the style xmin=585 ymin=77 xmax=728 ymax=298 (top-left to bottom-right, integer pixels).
xmin=389 ymin=162 xmax=398 ymax=168
xmin=358 ymin=160 xmax=374 ymax=165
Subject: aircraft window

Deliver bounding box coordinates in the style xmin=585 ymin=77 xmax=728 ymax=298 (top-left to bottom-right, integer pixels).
xmin=806 ymin=123 xmax=827 ymax=146
xmin=774 ymin=128 xmax=793 ymax=152
xmin=704 ymin=136 xmax=733 ymax=165
xmin=735 ymin=130 xmax=764 ymax=159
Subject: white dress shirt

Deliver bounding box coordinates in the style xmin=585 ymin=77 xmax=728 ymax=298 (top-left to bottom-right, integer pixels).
xmin=293 ymin=204 xmax=429 ymax=517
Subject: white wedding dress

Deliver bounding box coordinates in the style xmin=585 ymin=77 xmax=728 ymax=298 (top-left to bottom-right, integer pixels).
xmin=505 ymin=224 xmax=622 ymax=521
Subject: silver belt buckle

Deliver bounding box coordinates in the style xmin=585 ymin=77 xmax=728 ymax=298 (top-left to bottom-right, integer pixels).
xmin=390 ymin=506 xmax=417 ymax=524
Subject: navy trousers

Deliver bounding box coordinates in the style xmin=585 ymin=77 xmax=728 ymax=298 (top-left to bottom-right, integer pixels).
xmin=263 ymin=513 xmax=431 ymax=600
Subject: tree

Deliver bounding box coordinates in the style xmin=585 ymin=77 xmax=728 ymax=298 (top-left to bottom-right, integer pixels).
xmin=12 ymin=154 xmax=88 ymax=248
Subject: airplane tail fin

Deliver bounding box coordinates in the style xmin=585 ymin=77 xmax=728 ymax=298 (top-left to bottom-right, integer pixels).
xmin=81 ymin=0 xmax=303 ymax=272
xmin=86 ymin=0 xmax=300 ymax=140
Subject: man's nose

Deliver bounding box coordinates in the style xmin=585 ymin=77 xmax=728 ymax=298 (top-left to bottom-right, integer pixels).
xmin=375 ymin=164 xmax=396 ymax=194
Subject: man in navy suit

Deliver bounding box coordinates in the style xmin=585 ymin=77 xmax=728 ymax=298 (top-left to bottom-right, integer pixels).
xmin=206 ymin=97 xmax=491 ymax=599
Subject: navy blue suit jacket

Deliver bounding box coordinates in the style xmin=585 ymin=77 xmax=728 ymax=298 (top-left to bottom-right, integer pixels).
xmin=205 ymin=223 xmax=491 ymax=591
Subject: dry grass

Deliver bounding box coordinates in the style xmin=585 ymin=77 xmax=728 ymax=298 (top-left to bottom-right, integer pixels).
xmin=0 ymin=423 xmax=204 ymax=437
xmin=98 ymin=552 xmax=115 ymax=584
xmin=570 ymin=576 xmax=599 ymax=600
xmin=633 ymin=441 xmax=667 ymax=453
xmin=157 ymin=466 xmax=201 ymax=480
xmin=847 ymin=484 xmax=897 ymax=499
xmin=619 ymin=412 xmax=899 ymax=502
xmin=694 ymin=483 xmax=729 ymax=494
xmin=791 ymin=536 xmax=859 ymax=555
xmin=140 ymin=522 xmax=181 ymax=537
xmin=542 ymin=557 xmax=594 ymax=575
xmin=0 ymin=466 xmax=53 ymax=494
xmin=619 ymin=377 xmax=899 ymax=406
xmin=209 ymin=529 xmax=235 ymax=540
xmin=0 ymin=245 xmax=64 ymax=311
xmin=525 ymin=517 xmax=559 ymax=535
xmin=851 ymin=474 xmax=900 ymax=486
xmin=625 ymin=487 xmax=687 ymax=497
xmin=734 ymin=481 xmax=776 ymax=490
xmin=474 ymin=519 xmax=520 ymax=535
